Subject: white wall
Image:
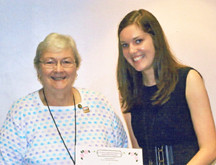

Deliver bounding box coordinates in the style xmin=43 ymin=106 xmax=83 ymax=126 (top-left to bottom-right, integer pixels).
xmin=1 ymin=0 xmax=216 ymax=153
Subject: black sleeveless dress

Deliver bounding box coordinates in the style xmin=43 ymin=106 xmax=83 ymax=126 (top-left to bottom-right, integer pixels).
xmin=130 ymin=67 xmax=199 ymax=165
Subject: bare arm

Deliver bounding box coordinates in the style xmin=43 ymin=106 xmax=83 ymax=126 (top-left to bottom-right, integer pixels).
xmin=123 ymin=112 xmax=140 ymax=148
xmin=186 ymin=70 xmax=216 ymax=164
xmin=119 ymin=94 xmax=139 ymax=148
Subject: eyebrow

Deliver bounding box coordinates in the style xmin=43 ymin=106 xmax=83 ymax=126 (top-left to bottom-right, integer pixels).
xmin=120 ymin=36 xmax=142 ymax=44
xmin=44 ymin=57 xmax=74 ymax=60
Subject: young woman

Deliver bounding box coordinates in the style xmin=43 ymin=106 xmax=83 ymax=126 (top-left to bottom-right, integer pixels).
xmin=117 ymin=9 xmax=216 ymax=164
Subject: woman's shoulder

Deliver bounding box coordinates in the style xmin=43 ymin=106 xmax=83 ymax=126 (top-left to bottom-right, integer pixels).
xmin=77 ymin=87 xmax=114 ymax=111
xmin=177 ymin=66 xmax=201 ymax=79
xmin=178 ymin=66 xmax=193 ymax=74
xmin=6 ymin=90 xmax=41 ymax=120
xmin=77 ymin=87 xmax=106 ymax=99
xmin=175 ymin=66 xmax=202 ymax=91
xmin=11 ymin=90 xmax=40 ymax=108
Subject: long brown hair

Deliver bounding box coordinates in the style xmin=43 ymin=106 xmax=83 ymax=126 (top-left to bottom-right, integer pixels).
xmin=117 ymin=9 xmax=184 ymax=113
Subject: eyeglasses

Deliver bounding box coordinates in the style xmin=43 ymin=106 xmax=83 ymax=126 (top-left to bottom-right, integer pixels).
xmin=40 ymin=58 xmax=76 ymax=68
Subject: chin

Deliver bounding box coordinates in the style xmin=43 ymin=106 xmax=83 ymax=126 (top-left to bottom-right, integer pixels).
xmin=52 ymin=85 xmax=71 ymax=91
xmin=134 ymin=67 xmax=144 ymax=72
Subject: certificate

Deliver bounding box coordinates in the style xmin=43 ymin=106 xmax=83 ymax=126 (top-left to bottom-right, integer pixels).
xmin=76 ymin=146 xmax=143 ymax=165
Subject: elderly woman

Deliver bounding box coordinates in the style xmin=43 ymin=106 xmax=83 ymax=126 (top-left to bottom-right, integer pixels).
xmin=0 ymin=33 xmax=128 ymax=165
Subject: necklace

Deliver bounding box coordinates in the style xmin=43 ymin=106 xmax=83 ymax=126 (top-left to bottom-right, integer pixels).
xmin=42 ymin=88 xmax=77 ymax=164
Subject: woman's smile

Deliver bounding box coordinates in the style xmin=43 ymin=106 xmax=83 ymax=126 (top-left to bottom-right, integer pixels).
xmin=120 ymin=24 xmax=155 ymax=73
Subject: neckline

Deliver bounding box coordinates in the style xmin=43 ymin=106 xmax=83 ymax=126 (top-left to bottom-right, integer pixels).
xmin=37 ymin=88 xmax=82 ymax=108
xmin=143 ymin=84 xmax=157 ymax=88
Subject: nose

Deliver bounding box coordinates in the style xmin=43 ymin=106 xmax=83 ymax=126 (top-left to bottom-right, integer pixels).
xmin=129 ymin=44 xmax=137 ymax=55
xmin=55 ymin=61 xmax=64 ymax=72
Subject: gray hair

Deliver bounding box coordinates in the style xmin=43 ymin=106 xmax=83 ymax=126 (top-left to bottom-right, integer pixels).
xmin=34 ymin=33 xmax=81 ymax=71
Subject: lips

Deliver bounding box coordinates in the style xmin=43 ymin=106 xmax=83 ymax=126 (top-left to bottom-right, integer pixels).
xmin=133 ymin=55 xmax=144 ymax=62
xmin=51 ymin=76 xmax=66 ymax=80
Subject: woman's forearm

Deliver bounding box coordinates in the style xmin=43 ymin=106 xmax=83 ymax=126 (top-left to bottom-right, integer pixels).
xmin=187 ymin=148 xmax=216 ymax=165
